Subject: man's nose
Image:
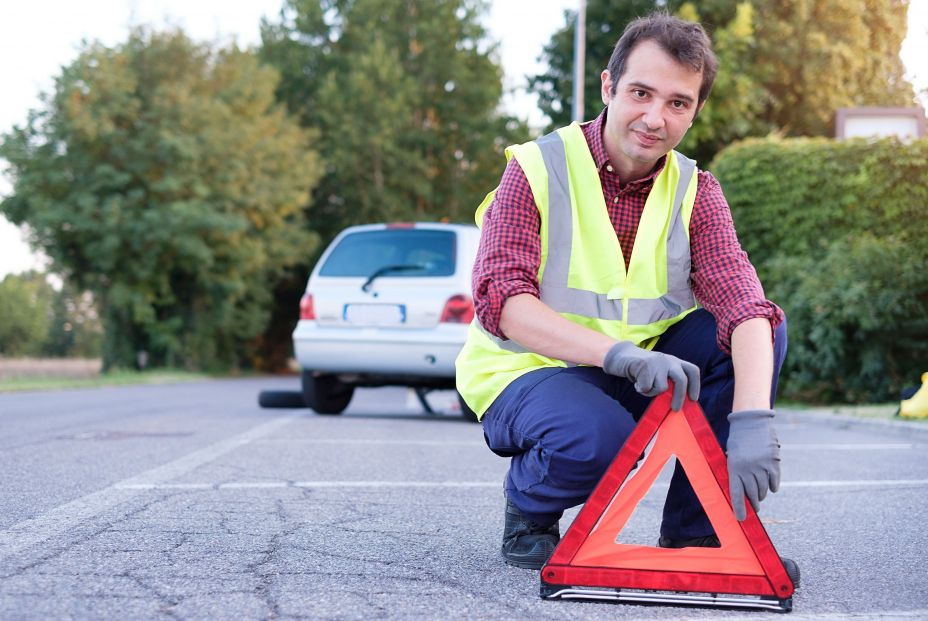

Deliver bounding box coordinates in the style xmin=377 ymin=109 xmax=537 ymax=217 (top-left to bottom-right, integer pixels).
xmin=641 ymin=102 xmax=665 ymax=131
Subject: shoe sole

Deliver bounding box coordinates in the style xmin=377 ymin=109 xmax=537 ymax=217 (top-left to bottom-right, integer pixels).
xmin=503 ymin=556 xmax=546 ymax=570
xmin=783 ymin=558 xmax=801 ymax=588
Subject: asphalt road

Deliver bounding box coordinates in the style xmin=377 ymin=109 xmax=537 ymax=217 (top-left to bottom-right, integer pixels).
xmin=1 ymin=377 xmax=927 ymax=620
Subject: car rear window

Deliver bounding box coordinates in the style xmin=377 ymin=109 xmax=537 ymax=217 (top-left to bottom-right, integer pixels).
xmin=319 ymin=229 xmax=457 ymax=277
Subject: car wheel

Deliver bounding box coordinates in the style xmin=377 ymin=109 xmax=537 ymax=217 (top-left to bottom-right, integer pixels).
xmin=457 ymin=391 xmax=479 ymax=423
xmin=258 ymin=390 xmax=307 ymax=409
xmin=302 ymin=371 xmax=355 ymax=415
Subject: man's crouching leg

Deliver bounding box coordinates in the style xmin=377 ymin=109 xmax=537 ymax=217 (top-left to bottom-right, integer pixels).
xmin=482 ymin=366 xmax=637 ymax=569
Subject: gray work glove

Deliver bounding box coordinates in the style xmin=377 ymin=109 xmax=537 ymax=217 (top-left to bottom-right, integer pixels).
xmin=726 ymin=409 xmax=781 ymax=521
xmin=602 ymin=341 xmax=700 ymax=411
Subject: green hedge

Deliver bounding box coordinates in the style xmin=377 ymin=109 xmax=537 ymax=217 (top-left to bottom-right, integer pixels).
xmin=712 ymin=136 xmax=928 ymax=403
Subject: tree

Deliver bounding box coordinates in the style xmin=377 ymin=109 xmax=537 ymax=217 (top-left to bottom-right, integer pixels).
xmin=675 ymin=2 xmax=770 ymax=162
xmin=259 ymin=0 xmax=530 ymax=243
xmin=0 ymin=29 xmax=322 ymax=371
xmin=529 ymin=0 xmax=686 ymax=132
xmin=42 ymin=284 xmax=103 ymax=358
xmin=0 ymin=272 xmax=54 ymax=357
xmin=753 ymin=0 xmax=913 ymax=136
xmin=529 ymin=0 xmax=914 ymax=161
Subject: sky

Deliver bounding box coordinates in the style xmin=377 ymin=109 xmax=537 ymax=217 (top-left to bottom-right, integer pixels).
xmin=1 ymin=0 xmax=926 ymax=278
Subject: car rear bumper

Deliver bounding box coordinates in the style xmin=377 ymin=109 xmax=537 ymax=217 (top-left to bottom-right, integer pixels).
xmin=292 ymin=320 xmax=467 ymax=378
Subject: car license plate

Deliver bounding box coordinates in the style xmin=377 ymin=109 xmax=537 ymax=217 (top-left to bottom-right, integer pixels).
xmin=343 ymin=304 xmax=406 ymax=325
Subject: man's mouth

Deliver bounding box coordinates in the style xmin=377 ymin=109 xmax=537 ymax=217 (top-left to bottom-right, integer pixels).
xmin=634 ymin=130 xmax=662 ymax=146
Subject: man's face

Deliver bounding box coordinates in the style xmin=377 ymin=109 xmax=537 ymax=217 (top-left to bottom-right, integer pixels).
xmin=601 ymin=39 xmax=703 ymax=177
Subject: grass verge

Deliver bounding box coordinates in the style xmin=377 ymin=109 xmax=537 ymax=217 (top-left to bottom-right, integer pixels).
xmin=0 ymin=369 xmax=210 ymax=393
xmin=780 ymin=401 xmax=928 ymax=423
xmin=779 ymin=402 xmax=899 ymax=419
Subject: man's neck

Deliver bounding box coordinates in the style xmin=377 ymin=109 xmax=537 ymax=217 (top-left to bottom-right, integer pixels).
xmin=609 ymin=149 xmax=664 ymax=186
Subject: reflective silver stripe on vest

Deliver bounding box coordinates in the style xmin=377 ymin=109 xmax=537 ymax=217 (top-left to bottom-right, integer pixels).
xmin=535 ymin=132 xmax=624 ymax=320
xmin=627 ymin=152 xmax=697 ymax=324
xmin=473 ymin=318 xmax=530 ymax=354
xmin=536 ymin=130 xmax=696 ymax=325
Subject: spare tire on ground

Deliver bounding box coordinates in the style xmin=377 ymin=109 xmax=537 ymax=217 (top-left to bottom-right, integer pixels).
xmin=258 ymin=390 xmax=307 ymax=409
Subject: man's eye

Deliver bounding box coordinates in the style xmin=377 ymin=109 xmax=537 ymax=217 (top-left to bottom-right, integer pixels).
xmin=632 ymin=89 xmax=648 ymax=98
xmin=671 ymin=100 xmax=688 ymax=110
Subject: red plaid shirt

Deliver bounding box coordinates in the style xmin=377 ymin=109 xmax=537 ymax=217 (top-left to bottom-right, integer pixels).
xmin=472 ymin=109 xmax=783 ymax=354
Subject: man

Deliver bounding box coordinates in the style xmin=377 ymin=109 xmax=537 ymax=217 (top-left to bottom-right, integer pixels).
xmin=456 ymin=13 xmax=791 ymax=572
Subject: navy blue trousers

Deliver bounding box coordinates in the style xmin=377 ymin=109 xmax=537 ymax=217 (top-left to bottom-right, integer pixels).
xmin=481 ymin=309 xmax=787 ymax=540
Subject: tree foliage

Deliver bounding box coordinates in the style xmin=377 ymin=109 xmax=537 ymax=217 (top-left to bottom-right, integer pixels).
xmin=530 ymin=0 xmax=914 ymax=162
xmin=752 ymin=0 xmax=913 ymax=136
xmin=529 ymin=0 xmax=685 ymax=131
xmin=0 ymin=29 xmax=321 ymax=371
xmin=259 ymin=0 xmax=530 ymax=243
xmin=0 ymin=272 xmax=54 ymax=357
xmin=0 ymin=272 xmax=102 ymax=358
xmin=42 ymin=282 xmax=103 ymax=358
xmin=712 ymin=136 xmax=928 ymax=402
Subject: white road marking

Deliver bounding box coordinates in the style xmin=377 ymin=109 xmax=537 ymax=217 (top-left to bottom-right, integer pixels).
xmin=654 ymin=610 xmax=928 ymax=621
xmin=112 ymin=479 xmax=928 ymax=491
xmin=783 ymin=479 xmax=928 ymax=488
xmin=116 ymin=481 xmax=501 ymax=490
xmin=783 ymin=443 xmax=918 ymax=450
xmin=256 ymin=438 xmax=484 ymax=447
xmin=253 ymin=439 xmax=920 ymax=449
xmin=0 ymin=414 xmax=299 ymax=563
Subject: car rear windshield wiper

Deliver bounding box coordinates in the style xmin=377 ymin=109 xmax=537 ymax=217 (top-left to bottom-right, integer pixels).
xmin=361 ymin=263 xmax=429 ymax=292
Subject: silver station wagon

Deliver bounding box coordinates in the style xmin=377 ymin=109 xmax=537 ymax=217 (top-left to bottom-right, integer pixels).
xmin=292 ymin=222 xmax=481 ymax=420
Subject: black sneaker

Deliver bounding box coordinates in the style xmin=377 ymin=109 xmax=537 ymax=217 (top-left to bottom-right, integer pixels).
xmin=501 ymin=498 xmax=560 ymax=570
xmin=659 ymin=535 xmax=801 ymax=587
xmin=782 ymin=557 xmax=801 ymax=588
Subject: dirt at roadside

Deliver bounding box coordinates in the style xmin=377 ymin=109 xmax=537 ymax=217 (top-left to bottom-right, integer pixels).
xmin=0 ymin=358 xmax=102 ymax=380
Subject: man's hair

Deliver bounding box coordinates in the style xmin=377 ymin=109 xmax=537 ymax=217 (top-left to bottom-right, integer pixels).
xmin=606 ymin=13 xmax=718 ymax=105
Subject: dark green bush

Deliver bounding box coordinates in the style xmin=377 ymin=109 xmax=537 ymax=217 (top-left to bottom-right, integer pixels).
xmin=712 ymin=136 xmax=928 ymax=403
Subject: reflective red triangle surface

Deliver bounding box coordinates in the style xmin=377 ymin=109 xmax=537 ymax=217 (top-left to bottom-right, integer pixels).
xmin=541 ymin=390 xmax=794 ymax=599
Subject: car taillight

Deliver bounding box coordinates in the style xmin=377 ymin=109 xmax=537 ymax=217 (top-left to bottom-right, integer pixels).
xmin=440 ymin=294 xmax=474 ymax=324
xmin=299 ymin=293 xmax=316 ymax=320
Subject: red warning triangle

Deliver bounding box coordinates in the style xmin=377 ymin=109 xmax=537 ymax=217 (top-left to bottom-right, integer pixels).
xmin=541 ymin=390 xmax=794 ymax=600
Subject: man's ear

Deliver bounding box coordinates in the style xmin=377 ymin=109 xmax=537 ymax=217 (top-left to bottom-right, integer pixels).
xmin=601 ymin=70 xmax=612 ymax=106
xmin=692 ymin=100 xmax=705 ymax=123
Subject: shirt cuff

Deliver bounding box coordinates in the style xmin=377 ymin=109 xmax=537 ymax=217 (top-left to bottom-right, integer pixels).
xmin=717 ymin=302 xmax=785 ymax=354
xmin=475 ymin=280 xmax=539 ymax=339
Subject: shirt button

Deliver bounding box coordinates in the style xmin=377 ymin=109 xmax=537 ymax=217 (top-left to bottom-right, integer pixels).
xmin=606 ymin=164 xmax=613 ymax=172
xmin=613 ymin=196 xmax=619 ymax=204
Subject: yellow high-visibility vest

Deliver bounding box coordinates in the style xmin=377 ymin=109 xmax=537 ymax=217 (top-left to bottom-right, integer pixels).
xmin=455 ymin=123 xmax=699 ymax=419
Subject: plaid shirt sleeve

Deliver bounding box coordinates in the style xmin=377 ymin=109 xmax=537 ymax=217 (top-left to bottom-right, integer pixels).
xmin=471 ymin=157 xmax=541 ymax=338
xmin=689 ymin=171 xmax=785 ymax=353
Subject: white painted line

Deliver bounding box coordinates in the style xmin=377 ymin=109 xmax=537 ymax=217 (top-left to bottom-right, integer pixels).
xmin=783 ymin=479 xmax=928 ymax=488
xmin=655 ymin=610 xmax=928 ymax=621
xmin=0 ymin=414 xmax=299 ymax=563
xmin=256 ymin=440 xmax=920 ymax=450
xmin=292 ymin=481 xmax=498 ymax=488
xmin=115 ymin=481 xmax=501 ymax=490
xmin=219 ymin=481 xmax=290 ymax=489
xmin=256 ymin=439 xmax=484 ymax=447
xmin=783 ymin=443 xmax=917 ymax=450
xmin=112 ymin=479 xmax=928 ymax=491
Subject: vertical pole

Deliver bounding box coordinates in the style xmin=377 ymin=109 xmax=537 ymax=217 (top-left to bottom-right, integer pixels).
xmin=572 ymin=0 xmax=587 ymax=123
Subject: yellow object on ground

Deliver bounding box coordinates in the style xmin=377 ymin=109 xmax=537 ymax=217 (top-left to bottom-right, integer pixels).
xmin=900 ymin=372 xmax=928 ymax=419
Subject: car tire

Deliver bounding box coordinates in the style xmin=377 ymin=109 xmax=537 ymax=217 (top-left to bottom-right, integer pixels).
xmin=302 ymin=371 xmax=355 ymax=415
xmin=258 ymin=390 xmax=307 ymax=409
xmin=457 ymin=391 xmax=479 ymax=423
